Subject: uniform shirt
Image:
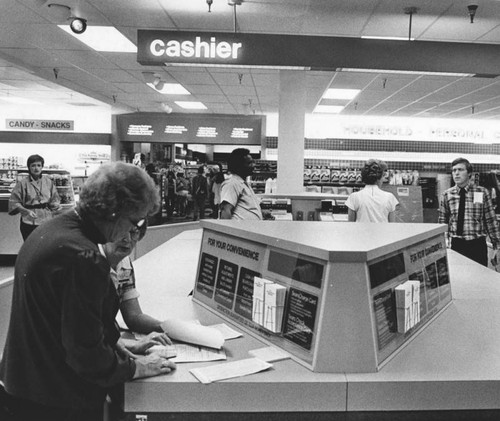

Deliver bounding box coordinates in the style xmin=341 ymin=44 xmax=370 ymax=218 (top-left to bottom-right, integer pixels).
xmin=438 ymin=183 xmax=500 ymax=245
xmin=220 ymin=174 xmax=263 ymax=220
xmin=345 ymin=185 xmax=399 ymax=222
xmin=98 ymin=245 xmax=140 ymax=303
xmin=9 ymin=173 xmax=60 ymax=225
xmin=0 ymin=209 xmax=135 ymax=410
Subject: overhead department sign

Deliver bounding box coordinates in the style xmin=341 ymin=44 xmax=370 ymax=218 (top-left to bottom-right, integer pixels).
xmin=6 ymin=119 xmax=74 ymax=131
xmin=137 ymin=30 xmax=500 ymax=76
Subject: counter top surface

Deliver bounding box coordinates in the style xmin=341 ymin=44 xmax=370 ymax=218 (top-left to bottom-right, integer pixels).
xmin=127 ymin=226 xmax=500 ymax=413
xmin=200 ymin=220 xmax=445 ymax=261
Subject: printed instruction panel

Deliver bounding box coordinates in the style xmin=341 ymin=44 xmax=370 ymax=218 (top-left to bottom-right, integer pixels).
xmin=369 ymin=234 xmax=451 ymax=363
xmin=193 ymin=229 xmax=325 ymax=365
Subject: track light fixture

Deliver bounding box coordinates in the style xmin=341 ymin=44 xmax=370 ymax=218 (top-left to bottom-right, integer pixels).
xmin=69 ymin=17 xmax=87 ymax=34
xmin=142 ymin=72 xmax=157 ymax=84
xmin=467 ymin=4 xmax=478 ymax=23
xmin=153 ymin=79 xmax=165 ymax=91
xmin=161 ymin=102 xmax=173 ymax=113
xmin=47 ymin=3 xmax=87 ymax=34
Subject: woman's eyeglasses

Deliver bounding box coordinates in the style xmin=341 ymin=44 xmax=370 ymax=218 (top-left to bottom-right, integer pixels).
xmin=129 ymin=218 xmax=148 ymax=241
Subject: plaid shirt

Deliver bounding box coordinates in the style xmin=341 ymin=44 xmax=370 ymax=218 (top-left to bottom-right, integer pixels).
xmin=438 ymin=183 xmax=500 ymax=245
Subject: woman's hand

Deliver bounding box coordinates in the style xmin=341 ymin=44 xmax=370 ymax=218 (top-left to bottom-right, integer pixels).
xmin=127 ymin=332 xmax=172 ymax=354
xmin=21 ymin=208 xmax=37 ymax=219
xmin=115 ymin=338 xmax=140 ymax=360
xmin=133 ymin=353 xmax=176 ymax=379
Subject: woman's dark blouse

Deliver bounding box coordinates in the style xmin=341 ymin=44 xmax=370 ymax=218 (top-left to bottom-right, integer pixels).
xmin=0 ymin=208 xmax=135 ymax=409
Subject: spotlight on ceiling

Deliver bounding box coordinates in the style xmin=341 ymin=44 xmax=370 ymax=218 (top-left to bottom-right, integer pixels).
xmin=47 ymin=3 xmax=71 ymax=20
xmin=161 ymin=103 xmax=173 ymax=113
xmin=142 ymin=72 xmax=157 ymax=84
xmin=467 ymin=4 xmax=478 ymax=23
xmin=70 ymin=17 xmax=87 ymax=34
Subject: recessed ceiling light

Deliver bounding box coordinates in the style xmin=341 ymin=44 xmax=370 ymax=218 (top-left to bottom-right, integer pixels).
xmin=58 ymin=25 xmax=137 ymax=52
xmin=147 ymin=83 xmax=191 ymax=95
xmin=175 ymin=101 xmax=207 ymax=110
xmin=313 ymin=105 xmax=344 ymax=114
xmin=0 ymin=97 xmax=42 ymax=105
xmin=323 ymin=88 xmax=361 ymax=100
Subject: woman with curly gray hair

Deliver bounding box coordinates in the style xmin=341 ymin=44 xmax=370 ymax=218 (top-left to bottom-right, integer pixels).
xmin=345 ymin=159 xmax=399 ymax=222
xmin=0 ymin=162 xmax=175 ymax=421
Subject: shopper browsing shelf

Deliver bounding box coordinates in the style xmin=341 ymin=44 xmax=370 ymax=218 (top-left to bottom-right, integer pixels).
xmin=211 ymin=164 xmax=224 ymax=218
xmin=346 ymin=159 xmax=399 ymax=223
xmin=191 ymin=165 xmax=208 ymax=221
xmin=8 ymin=154 xmax=61 ymax=240
xmin=220 ymin=148 xmax=264 ymax=220
xmin=175 ymin=172 xmax=190 ymax=217
xmin=0 ymin=162 xmax=175 ymax=421
xmin=163 ymin=170 xmax=177 ymax=219
xmin=438 ymin=157 xmax=500 ymax=266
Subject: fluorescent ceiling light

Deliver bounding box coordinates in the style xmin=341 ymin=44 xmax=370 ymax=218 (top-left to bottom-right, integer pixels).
xmin=337 ymin=68 xmax=475 ymax=77
xmin=164 ymin=63 xmax=310 ymax=70
xmin=58 ymin=25 xmax=137 ymax=52
xmin=313 ymin=105 xmax=344 ymax=114
xmin=147 ymin=82 xmax=190 ymax=95
xmin=323 ymin=88 xmax=361 ymax=100
xmin=175 ymin=101 xmax=207 ymax=110
xmin=362 ymin=36 xmax=414 ymax=41
xmin=0 ymin=97 xmax=42 ymax=105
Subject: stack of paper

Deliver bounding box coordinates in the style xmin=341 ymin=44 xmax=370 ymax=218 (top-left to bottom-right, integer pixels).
xmin=252 ymin=277 xmax=272 ymax=326
xmin=395 ymin=280 xmax=421 ymax=333
xmin=160 ymin=318 xmax=225 ymax=349
xmin=263 ymin=283 xmax=287 ymax=333
xmin=248 ymin=346 xmax=290 ymax=363
xmin=147 ymin=343 xmax=226 ymax=363
xmin=190 ymin=358 xmax=272 ymax=384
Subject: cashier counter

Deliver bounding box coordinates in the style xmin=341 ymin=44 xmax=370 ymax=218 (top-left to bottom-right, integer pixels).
xmin=124 ymin=221 xmax=500 ymax=420
xmin=2 ymin=221 xmax=500 ymax=420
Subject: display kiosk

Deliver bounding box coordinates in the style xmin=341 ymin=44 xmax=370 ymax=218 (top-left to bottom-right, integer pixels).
xmin=193 ymin=220 xmax=450 ymax=373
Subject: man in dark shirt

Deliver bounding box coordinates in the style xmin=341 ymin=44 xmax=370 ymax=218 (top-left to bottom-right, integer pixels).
xmin=191 ymin=165 xmax=208 ymax=221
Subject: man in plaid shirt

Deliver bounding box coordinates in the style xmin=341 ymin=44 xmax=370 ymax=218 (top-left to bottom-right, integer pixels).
xmin=438 ymin=157 xmax=500 ymax=266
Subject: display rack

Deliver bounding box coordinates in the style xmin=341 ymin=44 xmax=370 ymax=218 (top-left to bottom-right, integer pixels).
xmin=250 ymin=159 xmax=277 ymax=194
xmin=194 ymin=220 xmax=451 ymax=373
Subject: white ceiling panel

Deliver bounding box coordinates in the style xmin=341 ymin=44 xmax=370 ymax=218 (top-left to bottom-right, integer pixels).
xmin=1 ymin=1 xmax=500 ymax=117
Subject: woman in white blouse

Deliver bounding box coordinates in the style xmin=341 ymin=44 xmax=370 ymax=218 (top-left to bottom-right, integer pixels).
xmin=346 ymin=159 xmax=399 ymax=223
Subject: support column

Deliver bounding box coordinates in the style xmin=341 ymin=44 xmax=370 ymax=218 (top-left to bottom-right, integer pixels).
xmin=276 ymin=70 xmax=306 ymax=194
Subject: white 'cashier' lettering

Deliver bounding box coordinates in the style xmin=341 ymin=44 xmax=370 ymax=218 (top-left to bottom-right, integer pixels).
xmin=150 ymin=37 xmax=242 ymax=59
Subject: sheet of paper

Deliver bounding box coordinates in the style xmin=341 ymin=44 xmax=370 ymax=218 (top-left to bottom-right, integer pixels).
xmin=189 ymin=357 xmax=272 ymax=384
xmin=146 ymin=344 xmax=177 ymax=359
xmin=248 ymin=346 xmax=291 ymax=363
xmin=208 ymin=323 xmax=243 ymax=340
xmin=161 ymin=318 xmax=225 ymax=349
xmin=147 ymin=343 xmax=226 ymax=363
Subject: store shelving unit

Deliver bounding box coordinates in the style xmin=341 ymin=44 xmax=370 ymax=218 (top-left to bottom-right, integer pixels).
xmin=250 ymin=160 xmax=277 ymax=194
